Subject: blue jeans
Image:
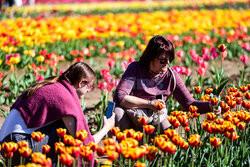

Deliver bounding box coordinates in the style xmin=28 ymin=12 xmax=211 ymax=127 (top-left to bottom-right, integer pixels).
xmin=0 ymin=119 xmax=67 ymax=166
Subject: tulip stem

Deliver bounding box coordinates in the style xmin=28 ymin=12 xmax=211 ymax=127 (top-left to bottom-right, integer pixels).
xmin=20 ymin=157 xmax=23 ymax=165
xmin=191 ymin=147 xmax=195 ymax=167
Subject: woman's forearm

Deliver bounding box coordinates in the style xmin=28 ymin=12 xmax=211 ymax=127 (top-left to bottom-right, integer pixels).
xmin=120 ymin=95 xmax=152 ymax=109
xmin=92 ymin=126 xmax=110 ymax=144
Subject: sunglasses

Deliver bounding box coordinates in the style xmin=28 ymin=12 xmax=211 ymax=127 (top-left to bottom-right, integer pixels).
xmin=158 ymin=57 xmax=170 ymax=64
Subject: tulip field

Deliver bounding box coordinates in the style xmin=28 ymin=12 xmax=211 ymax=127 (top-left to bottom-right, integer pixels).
xmin=0 ymin=0 xmax=249 ymax=166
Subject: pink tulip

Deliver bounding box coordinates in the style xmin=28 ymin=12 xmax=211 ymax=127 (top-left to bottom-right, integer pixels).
xmin=202 ymin=47 xmax=209 ymax=55
xmin=108 ymin=60 xmax=115 ymax=69
xmin=240 ymin=55 xmax=249 ymax=64
xmin=202 ymin=54 xmax=210 ymax=61
xmin=197 ymin=67 xmax=206 ymax=76
xmin=242 ymin=43 xmax=250 ymax=51
xmin=36 ymin=75 xmax=44 ymax=82
xmin=176 ymin=50 xmax=184 ymax=59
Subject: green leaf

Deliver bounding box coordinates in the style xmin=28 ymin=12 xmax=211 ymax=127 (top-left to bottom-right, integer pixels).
xmin=0 ymin=108 xmax=8 ymax=118
xmin=212 ymin=79 xmax=229 ymax=96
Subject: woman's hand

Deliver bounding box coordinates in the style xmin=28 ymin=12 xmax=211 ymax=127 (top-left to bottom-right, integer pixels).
xmin=149 ymin=99 xmax=166 ymax=112
xmin=103 ymin=113 xmax=115 ymax=131
xmin=213 ymin=106 xmax=221 ymax=115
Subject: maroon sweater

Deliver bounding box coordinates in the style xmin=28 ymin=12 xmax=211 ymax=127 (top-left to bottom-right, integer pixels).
xmin=11 ymin=79 xmax=94 ymax=144
xmin=113 ymin=61 xmax=211 ymax=114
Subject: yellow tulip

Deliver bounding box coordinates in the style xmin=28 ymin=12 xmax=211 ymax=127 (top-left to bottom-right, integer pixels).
xmin=37 ymin=55 xmax=45 ymax=62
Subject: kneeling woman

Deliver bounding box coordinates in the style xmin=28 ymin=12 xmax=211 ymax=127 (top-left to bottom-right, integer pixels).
xmin=0 ymin=62 xmax=115 ymax=166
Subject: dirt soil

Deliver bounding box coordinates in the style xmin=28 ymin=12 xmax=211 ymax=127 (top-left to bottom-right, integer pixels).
xmin=0 ymin=57 xmax=248 ymax=129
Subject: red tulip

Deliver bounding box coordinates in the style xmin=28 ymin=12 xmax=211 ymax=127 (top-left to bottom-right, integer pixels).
xmin=207 ymin=113 xmax=216 ymax=120
xmin=205 ymin=88 xmax=213 ymax=94
xmin=210 ymin=97 xmax=219 ymax=106
xmin=143 ymin=125 xmax=155 ymax=134
xmin=194 ymin=86 xmax=202 ymax=94
xmin=185 ymin=126 xmax=190 ymax=132
xmin=138 ymin=116 xmax=148 ymax=126
xmin=217 ymin=44 xmax=227 ymax=52
xmin=225 ymin=132 xmax=239 ymax=140
xmin=17 ymin=141 xmax=29 ymax=148
xmin=245 ymin=92 xmax=250 ymax=99
xmin=106 ymin=150 xmax=119 ymax=162
xmin=239 ymin=86 xmax=248 ymax=93
xmin=63 ymin=135 xmax=75 ymax=146
xmin=2 ymin=142 xmax=18 ymax=153
xmin=42 ymin=145 xmax=51 ymax=154
xmin=104 ymin=138 xmax=116 ymax=146
xmin=237 ymin=122 xmax=245 ymax=130
xmin=164 ymin=129 xmax=178 ymax=139
xmin=210 ymin=137 xmax=222 ymax=147
xmin=159 ymin=141 xmax=177 ymax=154
xmin=96 ymin=147 xmax=106 ymax=156
xmin=80 ymin=146 xmax=94 ymax=162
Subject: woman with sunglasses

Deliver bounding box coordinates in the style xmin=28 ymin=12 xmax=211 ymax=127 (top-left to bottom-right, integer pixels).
xmin=113 ymin=35 xmax=220 ymax=132
xmin=0 ymin=62 xmax=115 ymax=166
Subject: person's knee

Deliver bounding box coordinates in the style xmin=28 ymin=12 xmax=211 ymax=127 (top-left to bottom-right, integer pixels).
xmin=114 ymin=107 xmax=126 ymax=121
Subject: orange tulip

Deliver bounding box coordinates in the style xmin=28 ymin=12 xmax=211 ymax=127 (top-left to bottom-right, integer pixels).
xmin=226 ymin=124 xmax=236 ymax=132
xmin=124 ymin=129 xmax=136 ymax=138
xmin=232 ymin=117 xmax=240 ymax=125
xmin=207 ymin=112 xmax=216 ymax=120
xmin=229 ymin=87 xmax=238 ymax=93
xmin=116 ymin=132 xmax=126 ymax=142
xmin=104 ymin=138 xmax=116 ymax=146
xmin=143 ymin=125 xmax=155 ymax=134
xmin=188 ymin=134 xmax=201 ymax=147
xmin=31 ymin=132 xmax=45 ymax=142
xmin=106 ymin=150 xmax=119 ymax=162
xmin=171 ymin=136 xmax=182 ymax=146
xmin=235 ymin=97 xmax=242 ymax=105
xmin=214 ymin=118 xmax=224 ymax=125
xmin=76 ymin=129 xmax=88 ymax=141
xmin=63 ymin=135 xmax=75 ymax=146
xmin=159 ymin=141 xmax=177 ymax=154
xmin=59 ymin=153 xmax=74 ymax=167
xmin=138 ymin=116 xmax=148 ymax=126
xmin=155 ymin=101 xmax=164 ymax=110
xmin=18 ymin=141 xmax=29 ymax=148
xmin=134 ymin=132 xmax=143 ymax=141
xmin=220 ymin=101 xmax=230 ymax=113
xmin=201 ymin=94 xmax=210 ymax=101
xmin=228 ymin=100 xmax=236 ymax=108
xmin=189 ymin=105 xmax=198 ymax=113
xmin=19 ymin=147 xmax=32 ymax=158
xmin=180 ymin=140 xmax=189 ymax=150
xmin=105 ymin=145 xmax=116 ymax=152
xmin=217 ymin=44 xmax=227 ymax=52
xmin=210 ymin=137 xmax=222 ymax=147
xmin=164 ymin=129 xmax=178 ymax=139
xmin=80 ymin=146 xmax=94 ymax=162
xmin=55 ymin=142 xmax=65 ymax=154
xmin=56 ymin=128 xmax=67 ymax=138
xmin=194 ymin=86 xmax=202 ymax=94
xmin=42 ymin=145 xmax=51 ymax=154
xmin=190 ymin=112 xmax=200 ymax=118
xmin=177 ymin=115 xmax=189 ymax=127
xmin=146 ymin=146 xmax=158 ymax=162
xmin=110 ymin=127 xmax=120 ymax=136
xmin=31 ymin=152 xmax=50 ymax=166
xmin=205 ymin=88 xmax=213 ymax=94
xmin=154 ymin=135 xmax=168 ymax=147
xmin=135 ymin=161 xmax=146 ymax=167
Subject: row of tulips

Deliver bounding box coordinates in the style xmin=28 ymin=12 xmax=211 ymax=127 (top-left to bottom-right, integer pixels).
xmin=0 ymin=9 xmax=249 ymax=51
xmin=4 ymin=0 xmax=248 ymax=15
xmin=1 ymin=84 xmax=249 ymax=166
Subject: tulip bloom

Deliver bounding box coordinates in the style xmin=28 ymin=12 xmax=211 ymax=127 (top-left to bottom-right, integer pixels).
xmin=245 ymin=92 xmax=250 ymax=100
xmin=237 ymin=122 xmax=245 ymax=130
xmin=210 ymin=97 xmax=219 ymax=106
xmin=159 ymin=141 xmax=177 ymax=154
xmin=155 ymin=102 xmax=164 ymax=110
xmin=164 ymin=129 xmax=178 ymax=139
xmin=188 ymin=134 xmax=201 ymax=147
xmin=18 ymin=141 xmax=29 ymax=148
xmin=207 ymin=113 xmax=216 ymax=120
xmin=110 ymin=127 xmax=120 ymax=136
xmin=217 ymin=44 xmax=227 ymax=52
xmin=146 ymin=146 xmax=158 ymax=162
xmin=59 ymin=153 xmax=74 ymax=167
xmin=104 ymin=138 xmax=116 ymax=146
xmin=19 ymin=147 xmax=32 ymax=158
xmin=225 ymin=132 xmax=239 ymax=141
xmin=205 ymin=88 xmax=213 ymax=94
xmin=55 ymin=142 xmax=65 ymax=154
xmin=138 ymin=116 xmax=148 ymax=126
xmin=185 ymin=126 xmax=190 ymax=132
xmin=76 ymin=129 xmax=88 ymax=141
xmin=42 ymin=145 xmax=51 ymax=154
xmin=2 ymin=142 xmax=18 ymax=153
xmin=31 ymin=132 xmax=45 ymax=142
xmin=63 ymin=135 xmax=75 ymax=146
xmin=143 ymin=125 xmax=155 ymax=134
xmin=106 ymin=150 xmax=119 ymax=162
xmin=69 ymin=147 xmax=81 ymax=158
xmin=96 ymin=147 xmax=106 ymax=156
xmin=31 ymin=152 xmax=50 ymax=166
xmin=56 ymin=128 xmax=67 ymax=138
xmin=189 ymin=105 xmax=198 ymax=113
xmin=168 ymin=116 xmax=180 ymax=128
xmin=210 ymin=137 xmax=222 ymax=147
xmin=194 ymin=86 xmax=202 ymax=94
xmin=135 ymin=161 xmax=146 ymax=167
xmin=239 ymin=86 xmax=248 ymax=93
xmin=81 ymin=146 xmax=94 ymax=162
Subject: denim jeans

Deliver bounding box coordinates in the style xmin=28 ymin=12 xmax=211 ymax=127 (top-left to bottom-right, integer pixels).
xmin=0 ymin=119 xmax=66 ymax=166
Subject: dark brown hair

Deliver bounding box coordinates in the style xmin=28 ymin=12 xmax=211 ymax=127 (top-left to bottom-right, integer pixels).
xmin=21 ymin=62 xmax=95 ymax=98
xmin=139 ymin=35 xmax=175 ymax=68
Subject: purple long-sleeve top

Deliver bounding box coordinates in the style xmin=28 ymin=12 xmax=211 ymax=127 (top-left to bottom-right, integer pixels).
xmin=113 ymin=61 xmax=212 ymax=114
